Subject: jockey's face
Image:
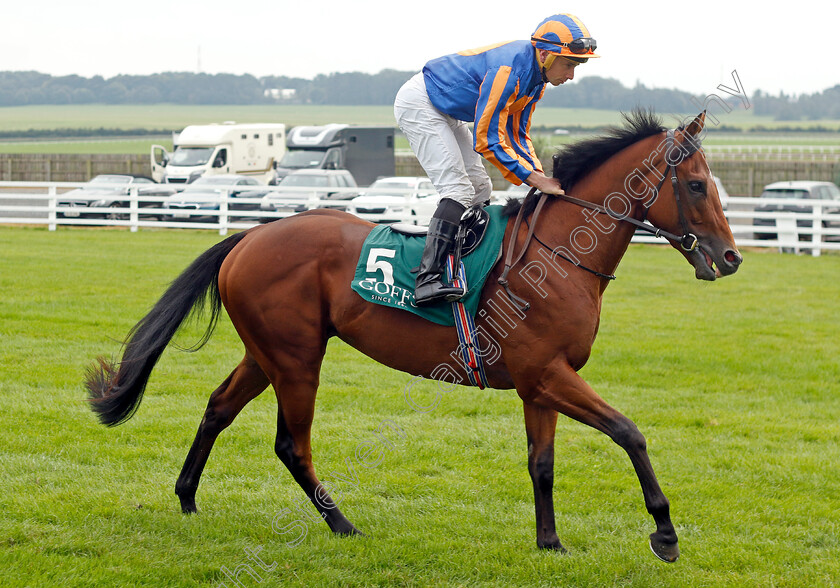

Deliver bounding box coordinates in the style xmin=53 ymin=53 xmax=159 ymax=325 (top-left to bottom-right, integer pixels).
xmin=544 ymin=56 xmax=579 ymax=86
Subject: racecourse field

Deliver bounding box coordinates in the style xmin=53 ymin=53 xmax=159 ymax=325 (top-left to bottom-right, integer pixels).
xmin=1 ymin=225 xmax=839 ymax=587
xmin=1 ymin=105 xmax=839 ymax=158
xmin=2 ymin=104 xmax=840 ymax=134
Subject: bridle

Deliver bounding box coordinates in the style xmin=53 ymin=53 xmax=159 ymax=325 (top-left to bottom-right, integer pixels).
xmin=498 ymin=127 xmax=704 ymax=312
xmin=557 ymin=128 xmax=702 ymax=252
xmin=657 ymin=128 xmax=702 ymax=252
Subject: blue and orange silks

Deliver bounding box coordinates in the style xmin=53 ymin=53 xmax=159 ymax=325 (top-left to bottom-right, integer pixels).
xmin=422 ymin=40 xmax=546 ymax=185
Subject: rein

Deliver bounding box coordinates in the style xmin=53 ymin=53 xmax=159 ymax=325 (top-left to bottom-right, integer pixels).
xmin=497 ymin=128 xmax=703 ymax=313
xmin=497 ymin=191 xmax=548 ymax=312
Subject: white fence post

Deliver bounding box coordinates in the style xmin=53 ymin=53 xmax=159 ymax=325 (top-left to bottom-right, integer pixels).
xmin=811 ymin=203 xmax=823 ymax=257
xmin=48 ymin=185 xmax=57 ymax=231
xmin=307 ymin=191 xmax=319 ymax=211
xmin=775 ymin=213 xmax=799 ymax=254
xmin=218 ymin=190 xmax=229 ymax=236
xmin=129 ymin=187 xmax=139 ymax=233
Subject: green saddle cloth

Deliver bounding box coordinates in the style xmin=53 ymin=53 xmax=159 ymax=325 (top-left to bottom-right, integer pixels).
xmin=351 ymin=205 xmax=508 ymax=326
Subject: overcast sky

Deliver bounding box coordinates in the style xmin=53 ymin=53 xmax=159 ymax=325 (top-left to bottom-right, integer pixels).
xmin=4 ymin=0 xmax=837 ymax=97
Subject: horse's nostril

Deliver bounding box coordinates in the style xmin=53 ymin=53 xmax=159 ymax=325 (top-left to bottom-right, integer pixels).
xmin=724 ymin=250 xmax=742 ymax=266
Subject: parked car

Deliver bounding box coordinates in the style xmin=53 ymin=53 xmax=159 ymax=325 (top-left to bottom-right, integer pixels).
xmin=57 ymin=175 xmax=175 ymax=220
xmin=752 ymin=180 xmax=840 ymax=240
xmin=346 ymin=176 xmax=439 ymax=224
xmin=164 ymin=175 xmax=269 ymax=222
xmin=260 ymin=169 xmax=358 ymax=218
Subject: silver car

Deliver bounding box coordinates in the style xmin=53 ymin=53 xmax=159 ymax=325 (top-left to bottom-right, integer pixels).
xmin=57 ymin=175 xmax=175 ymax=220
xmin=753 ymin=180 xmax=840 ymax=239
xmin=260 ymin=169 xmax=358 ymax=219
xmin=347 ymin=176 xmax=440 ymax=224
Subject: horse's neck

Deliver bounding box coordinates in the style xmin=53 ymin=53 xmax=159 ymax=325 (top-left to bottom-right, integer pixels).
xmin=551 ymin=136 xmax=664 ymax=283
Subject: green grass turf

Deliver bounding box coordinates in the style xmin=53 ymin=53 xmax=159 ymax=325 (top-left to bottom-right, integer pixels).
xmin=1 ymin=103 xmax=838 ymax=134
xmin=0 ymin=225 xmax=838 ymax=586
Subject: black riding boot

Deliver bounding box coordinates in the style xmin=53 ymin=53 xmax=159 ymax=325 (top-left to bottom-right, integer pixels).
xmin=414 ymin=198 xmax=467 ymax=307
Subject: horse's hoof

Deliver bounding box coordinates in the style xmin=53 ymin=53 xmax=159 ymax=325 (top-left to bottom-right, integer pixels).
xmin=538 ymin=539 xmax=568 ymax=553
xmin=179 ymin=499 xmax=197 ymax=514
xmin=649 ymin=534 xmax=679 ymax=562
xmin=336 ymin=525 xmax=364 ymax=537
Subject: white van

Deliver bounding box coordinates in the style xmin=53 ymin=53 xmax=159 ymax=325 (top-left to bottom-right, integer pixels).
xmin=151 ymin=122 xmax=286 ymax=185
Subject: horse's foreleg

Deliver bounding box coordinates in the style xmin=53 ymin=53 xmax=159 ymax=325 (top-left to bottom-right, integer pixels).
xmin=522 ymin=402 xmax=564 ymax=551
xmin=524 ymin=362 xmax=679 ymax=562
xmin=175 ymin=354 xmax=269 ymax=513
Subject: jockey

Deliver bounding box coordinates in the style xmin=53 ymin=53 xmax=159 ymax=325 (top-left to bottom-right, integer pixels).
xmin=394 ymin=13 xmax=599 ymax=307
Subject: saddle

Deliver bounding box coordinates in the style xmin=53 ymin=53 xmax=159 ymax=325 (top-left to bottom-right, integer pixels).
xmin=388 ymin=205 xmax=493 ymax=389
xmin=389 ymin=205 xmax=490 ymax=258
xmin=350 ymin=204 xmax=506 ymax=328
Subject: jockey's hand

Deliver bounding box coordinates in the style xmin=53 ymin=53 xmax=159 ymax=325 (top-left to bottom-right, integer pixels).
xmin=525 ymin=171 xmax=565 ymax=196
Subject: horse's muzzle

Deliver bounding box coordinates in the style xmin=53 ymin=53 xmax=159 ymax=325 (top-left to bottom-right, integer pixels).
xmin=692 ymin=243 xmax=742 ymax=281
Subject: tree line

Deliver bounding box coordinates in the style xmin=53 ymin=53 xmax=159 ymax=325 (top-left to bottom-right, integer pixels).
xmin=1 ymin=70 xmax=837 ymax=121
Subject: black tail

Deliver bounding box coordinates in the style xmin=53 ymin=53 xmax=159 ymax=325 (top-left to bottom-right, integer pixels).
xmin=86 ymin=231 xmax=249 ymax=426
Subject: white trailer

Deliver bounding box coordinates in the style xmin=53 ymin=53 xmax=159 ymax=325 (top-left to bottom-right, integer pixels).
xmin=151 ymin=122 xmax=286 ymax=185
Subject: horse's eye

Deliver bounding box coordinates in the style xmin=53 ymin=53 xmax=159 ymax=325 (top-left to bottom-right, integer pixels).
xmin=688 ymin=181 xmax=705 ymax=194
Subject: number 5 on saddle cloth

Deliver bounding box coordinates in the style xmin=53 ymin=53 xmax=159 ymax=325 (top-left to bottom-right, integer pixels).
xmin=351 ymin=205 xmax=508 ymax=388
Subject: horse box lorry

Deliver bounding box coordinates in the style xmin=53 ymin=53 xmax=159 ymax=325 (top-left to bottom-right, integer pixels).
xmin=151 ymin=122 xmax=286 ymax=185
xmin=275 ymin=124 xmax=394 ymax=186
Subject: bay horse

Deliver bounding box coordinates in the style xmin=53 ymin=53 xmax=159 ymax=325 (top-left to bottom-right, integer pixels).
xmin=87 ymin=110 xmax=741 ymax=562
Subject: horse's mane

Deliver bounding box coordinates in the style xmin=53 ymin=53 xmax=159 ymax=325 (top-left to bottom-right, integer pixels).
xmin=502 ymin=108 xmax=667 ymax=218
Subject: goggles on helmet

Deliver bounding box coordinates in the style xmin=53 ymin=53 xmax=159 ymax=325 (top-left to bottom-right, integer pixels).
xmin=530 ymin=36 xmax=597 ymax=55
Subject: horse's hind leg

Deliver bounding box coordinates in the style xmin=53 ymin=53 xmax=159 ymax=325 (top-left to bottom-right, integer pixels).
xmin=271 ymin=374 xmax=362 ymax=536
xmin=175 ymin=353 xmax=269 ymax=513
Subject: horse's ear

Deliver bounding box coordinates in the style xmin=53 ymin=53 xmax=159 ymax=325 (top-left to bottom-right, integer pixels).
xmin=684 ymin=111 xmax=706 ymax=137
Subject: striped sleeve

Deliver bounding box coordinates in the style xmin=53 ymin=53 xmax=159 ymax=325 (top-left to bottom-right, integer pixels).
xmin=473 ymin=67 xmax=541 ymax=184
xmin=509 ymin=88 xmax=545 ymax=176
